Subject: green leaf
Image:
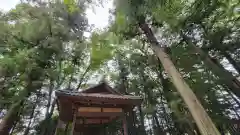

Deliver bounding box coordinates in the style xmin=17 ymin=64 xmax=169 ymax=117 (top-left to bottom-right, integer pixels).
xmin=90 ymin=32 xmax=115 ymax=70
xmin=63 ymin=0 xmax=79 ymax=13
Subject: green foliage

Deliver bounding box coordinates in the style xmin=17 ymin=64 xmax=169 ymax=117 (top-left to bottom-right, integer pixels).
xmin=151 ymin=0 xmax=186 ymax=30
xmin=89 ymin=32 xmax=120 ymax=70
xmin=0 ymin=1 xmax=90 ymax=134
xmin=0 ymin=0 xmax=240 ymax=135
xmin=63 ymin=0 xmax=79 ymax=13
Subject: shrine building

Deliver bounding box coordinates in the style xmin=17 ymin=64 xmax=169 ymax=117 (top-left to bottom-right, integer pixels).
xmin=55 ymin=82 xmax=142 ymax=135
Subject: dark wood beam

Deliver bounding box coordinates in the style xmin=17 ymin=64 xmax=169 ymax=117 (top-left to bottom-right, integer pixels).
xmin=77 ymin=112 xmax=123 ymax=117
xmin=76 ymin=116 xmax=111 ymax=120
xmin=73 ymin=102 xmax=129 ymax=108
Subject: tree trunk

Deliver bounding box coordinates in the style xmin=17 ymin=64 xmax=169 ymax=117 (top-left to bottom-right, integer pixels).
xmin=221 ymin=51 xmax=240 ymax=74
xmin=128 ymin=111 xmax=137 ymax=135
xmin=41 ymin=98 xmax=57 ymax=135
xmin=117 ymin=55 xmax=128 ymax=94
xmin=9 ymin=110 xmax=21 ymax=135
xmin=41 ymin=76 xmax=66 ymax=135
xmin=182 ymin=35 xmax=240 ymax=98
xmin=76 ymin=64 xmax=91 ymax=90
xmin=152 ymin=112 xmax=165 ymax=135
xmin=138 ymin=106 xmax=147 ymax=135
xmin=45 ymin=80 xmax=54 ymax=118
xmin=23 ymin=100 xmax=37 ymax=135
xmin=0 ymin=100 xmax=23 ymax=135
xmin=139 ymin=21 xmax=220 ymax=135
xmin=156 ymin=59 xmax=195 ymax=134
xmin=41 ymin=79 xmax=54 ymax=134
xmin=140 ymin=69 xmax=165 ymax=134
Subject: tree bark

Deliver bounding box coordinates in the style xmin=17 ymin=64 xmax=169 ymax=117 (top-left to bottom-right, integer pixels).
xmin=117 ymin=55 xmax=128 ymax=94
xmin=41 ymin=98 xmax=57 ymax=135
xmin=127 ymin=111 xmax=137 ymax=135
xmin=45 ymin=79 xmax=54 ymax=119
xmin=9 ymin=107 xmax=22 ymax=135
xmin=182 ymin=35 xmax=240 ymax=98
xmin=76 ymin=64 xmax=91 ymax=90
xmin=156 ymin=59 xmax=196 ymax=134
xmin=23 ymin=99 xmax=38 ymax=135
xmin=152 ymin=112 xmax=165 ymax=135
xmin=138 ymin=106 xmax=147 ymax=135
xmin=221 ymin=51 xmax=240 ymax=74
xmin=0 ymin=100 xmax=23 ymax=135
xmin=138 ymin=21 xmax=220 ymax=135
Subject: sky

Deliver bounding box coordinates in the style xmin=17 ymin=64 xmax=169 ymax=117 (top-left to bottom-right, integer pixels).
xmin=0 ymin=0 xmax=112 ymax=29
xmin=0 ymin=0 xmax=20 ymax=11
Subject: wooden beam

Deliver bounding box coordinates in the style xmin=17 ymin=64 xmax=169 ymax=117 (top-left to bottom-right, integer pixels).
xmin=76 ymin=116 xmax=112 ymax=119
xmin=103 ymin=108 xmax=123 ymax=112
xmin=77 ymin=112 xmax=123 ymax=117
xmin=78 ymin=107 xmax=123 ymax=113
xmin=123 ymin=114 xmax=128 ymax=135
xmin=78 ymin=107 xmax=101 ymax=112
xmin=74 ymin=102 xmax=127 ymax=108
xmin=71 ymin=111 xmax=76 ymax=135
xmin=60 ymin=95 xmax=142 ymax=105
xmin=81 ymin=119 xmax=109 ymax=124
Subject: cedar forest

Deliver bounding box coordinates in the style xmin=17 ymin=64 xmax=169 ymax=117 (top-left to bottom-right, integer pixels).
xmin=0 ymin=0 xmax=240 ymax=135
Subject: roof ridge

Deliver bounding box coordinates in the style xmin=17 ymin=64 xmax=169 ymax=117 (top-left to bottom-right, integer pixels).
xmin=56 ymin=90 xmax=142 ymax=100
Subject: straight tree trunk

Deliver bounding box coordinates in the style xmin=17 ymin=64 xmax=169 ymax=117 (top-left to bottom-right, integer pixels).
xmin=128 ymin=111 xmax=137 ymax=135
xmin=138 ymin=21 xmax=220 ymax=135
xmin=221 ymin=51 xmax=240 ymax=74
xmin=117 ymin=55 xmax=128 ymax=94
xmin=152 ymin=112 xmax=165 ymax=135
xmin=9 ymin=123 xmax=16 ymax=135
xmin=117 ymin=57 xmax=138 ymax=135
xmin=41 ymin=98 xmax=57 ymax=135
xmin=140 ymin=70 xmax=165 ymax=134
xmin=76 ymin=64 xmax=91 ymax=90
xmin=42 ymin=75 xmax=66 ymax=135
xmin=23 ymin=100 xmax=38 ymax=135
xmin=0 ymin=65 xmax=44 ymax=135
xmin=182 ymin=35 xmax=240 ymax=98
xmin=157 ymin=59 xmax=197 ymax=134
xmin=45 ymin=79 xmax=54 ymax=118
xmin=0 ymin=100 xmax=23 ymax=135
xmin=148 ymin=117 xmax=153 ymax=135
xmin=9 ymin=106 xmax=23 ymax=135
xmin=39 ymin=79 xmax=54 ymax=135
xmin=138 ymin=106 xmax=147 ymax=135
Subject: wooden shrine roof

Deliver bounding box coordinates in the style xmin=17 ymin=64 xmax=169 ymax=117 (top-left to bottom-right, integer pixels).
xmin=80 ymin=82 xmax=122 ymax=94
xmin=56 ymin=90 xmax=141 ymax=100
xmin=55 ymin=82 xmax=142 ymax=122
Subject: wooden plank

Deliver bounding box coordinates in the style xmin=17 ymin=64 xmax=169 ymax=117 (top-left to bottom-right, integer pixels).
xmin=75 ymin=102 xmax=127 ymax=108
xmin=78 ymin=112 xmax=122 ymax=117
xmin=78 ymin=107 xmax=101 ymax=112
xmin=64 ymin=96 xmax=142 ymax=105
xmin=85 ymin=119 xmax=109 ymax=124
xmin=123 ymin=114 xmax=128 ymax=135
xmin=103 ymin=108 xmax=123 ymax=112
xmin=78 ymin=107 xmax=123 ymax=113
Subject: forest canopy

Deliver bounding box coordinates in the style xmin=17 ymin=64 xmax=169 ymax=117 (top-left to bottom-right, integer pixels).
xmin=0 ymin=0 xmax=239 ymax=135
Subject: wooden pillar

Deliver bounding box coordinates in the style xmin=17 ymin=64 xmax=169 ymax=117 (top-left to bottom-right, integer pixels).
xmin=71 ymin=111 xmax=77 ymax=135
xmin=130 ymin=110 xmax=137 ymax=135
xmin=123 ymin=112 xmax=128 ymax=135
